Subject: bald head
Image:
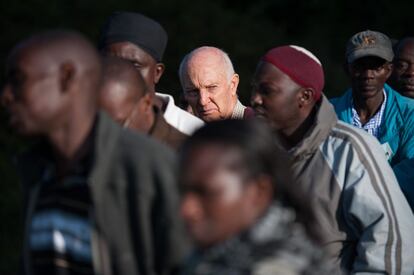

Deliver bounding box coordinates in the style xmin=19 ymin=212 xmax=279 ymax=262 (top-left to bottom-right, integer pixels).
xmin=101 ymin=56 xmax=148 ymax=98
xmin=99 ymin=56 xmax=153 ymax=131
xmin=9 ymin=30 xmax=102 ymax=100
xmin=2 ymin=30 xmax=102 ymax=136
xmin=178 ymin=46 xmax=239 ymax=122
xmin=179 ymin=46 xmax=235 ymax=85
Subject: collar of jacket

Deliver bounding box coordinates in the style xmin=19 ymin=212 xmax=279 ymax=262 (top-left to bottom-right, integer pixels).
xmin=16 ymin=111 xmax=118 ymax=186
xmin=336 ymin=84 xmax=404 ymax=143
xmin=288 ymin=95 xmax=338 ymax=160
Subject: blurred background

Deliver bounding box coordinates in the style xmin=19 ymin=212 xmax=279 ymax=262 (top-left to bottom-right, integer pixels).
xmin=1 ymin=0 xmax=414 ymax=273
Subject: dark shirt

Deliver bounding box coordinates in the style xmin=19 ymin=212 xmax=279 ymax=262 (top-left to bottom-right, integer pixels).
xmin=30 ymin=125 xmax=95 ymax=275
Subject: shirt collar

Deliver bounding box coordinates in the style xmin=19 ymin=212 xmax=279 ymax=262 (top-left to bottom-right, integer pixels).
xmin=231 ymin=100 xmax=246 ymax=119
xmin=351 ymin=89 xmax=387 ymax=137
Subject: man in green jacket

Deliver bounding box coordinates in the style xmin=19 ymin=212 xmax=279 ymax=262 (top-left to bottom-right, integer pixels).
xmin=1 ymin=30 xmax=187 ymax=275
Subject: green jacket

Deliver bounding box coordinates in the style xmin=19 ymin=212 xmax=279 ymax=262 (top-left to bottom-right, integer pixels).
xmin=18 ymin=112 xmax=188 ymax=275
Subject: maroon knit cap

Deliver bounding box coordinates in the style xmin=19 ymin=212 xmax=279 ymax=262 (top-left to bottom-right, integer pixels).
xmin=262 ymin=45 xmax=324 ymax=101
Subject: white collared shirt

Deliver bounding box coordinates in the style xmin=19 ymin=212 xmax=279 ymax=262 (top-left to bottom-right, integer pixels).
xmin=156 ymin=92 xmax=204 ymax=135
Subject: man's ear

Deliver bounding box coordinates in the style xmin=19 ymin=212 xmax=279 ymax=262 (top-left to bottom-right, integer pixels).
xmin=298 ymin=88 xmax=315 ymax=107
xmin=384 ymin=62 xmax=393 ymax=79
xmin=249 ymin=175 xmax=274 ymax=206
xmin=141 ymin=93 xmax=154 ymax=113
xmin=154 ymin=63 xmax=165 ymax=84
xmin=230 ymin=73 xmax=240 ymax=96
xmin=59 ymin=62 xmax=75 ymax=93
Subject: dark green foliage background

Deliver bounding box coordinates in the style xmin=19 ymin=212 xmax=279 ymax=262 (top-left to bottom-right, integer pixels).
xmin=1 ymin=0 xmax=413 ymax=273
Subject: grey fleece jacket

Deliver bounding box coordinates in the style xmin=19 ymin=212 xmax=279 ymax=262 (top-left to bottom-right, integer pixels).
xmin=284 ymin=96 xmax=414 ymax=274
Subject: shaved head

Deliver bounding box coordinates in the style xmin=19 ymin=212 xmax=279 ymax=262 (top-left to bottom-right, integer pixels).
xmin=101 ymin=56 xmax=148 ymax=100
xmin=179 ymin=46 xmax=235 ymax=85
xmin=8 ymin=30 xmax=102 ymax=107
xmin=2 ymin=30 xmax=102 ymax=136
xmin=99 ymin=56 xmax=152 ymax=131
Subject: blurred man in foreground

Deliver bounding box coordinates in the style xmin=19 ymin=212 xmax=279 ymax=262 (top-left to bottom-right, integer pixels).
xmin=1 ymin=30 xmax=187 ymax=275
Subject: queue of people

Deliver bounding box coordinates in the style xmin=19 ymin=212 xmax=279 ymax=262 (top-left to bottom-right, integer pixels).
xmin=2 ymin=10 xmax=414 ymax=275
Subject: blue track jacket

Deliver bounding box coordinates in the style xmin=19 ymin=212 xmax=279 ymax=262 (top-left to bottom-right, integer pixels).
xmin=331 ymin=84 xmax=414 ymax=211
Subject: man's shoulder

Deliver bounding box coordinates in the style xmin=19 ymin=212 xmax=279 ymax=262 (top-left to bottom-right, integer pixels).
xmin=165 ymin=121 xmax=188 ymax=148
xmin=154 ymin=112 xmax=188 ymax=150
xmin=325 ymin=121 xmax=397 ymax=176
xmin=243 ymin=106 xmax=255 ymax=119
xmin=329 ymin=120 xmax=382 ymax=149
xmin=329 ymin=89 xmax=352 ymax=109
xmin=390 ymin=88 xmax=414 ymax=113
xmin=97 ymin=111 xmax=175 ymax=163
xmin=119 ymin=127 xmax=175 ymax=160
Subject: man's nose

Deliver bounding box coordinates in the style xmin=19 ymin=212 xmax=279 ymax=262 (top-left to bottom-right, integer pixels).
xmin=360 ymin=69 xmax=375 ymax=79
xmin=198 ymin=90 xmax=210 ymax=106
xmin=250 ymin=91 xmax=263 ymax=107
xmin=180 ymin=193 xmax=202 ymax=222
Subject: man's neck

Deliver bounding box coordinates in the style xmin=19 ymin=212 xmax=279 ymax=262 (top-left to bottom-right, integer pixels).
xmin=154 ymin=95 xmax=165 ymax=111
xmin=280 ymin=107 xmax=317 ymax=149
xmin=353 ymin=89 xmax=384 ymax=124
xmin=228 ymin=97 xmax=239 ymax=118
xmin=47 ymin=112 xmax=96 ymax=179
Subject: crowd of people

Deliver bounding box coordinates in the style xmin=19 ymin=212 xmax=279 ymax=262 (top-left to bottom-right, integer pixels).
xmin=2 ymin=10 xmax=414 ymax=275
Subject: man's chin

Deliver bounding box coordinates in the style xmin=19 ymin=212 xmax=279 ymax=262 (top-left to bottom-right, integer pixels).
xmin=199 ymin=113 xmax=220 ymax=122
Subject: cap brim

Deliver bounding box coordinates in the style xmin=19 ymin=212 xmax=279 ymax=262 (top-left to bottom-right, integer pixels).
xmin=347 ymin=47 xmax=393 ymax=63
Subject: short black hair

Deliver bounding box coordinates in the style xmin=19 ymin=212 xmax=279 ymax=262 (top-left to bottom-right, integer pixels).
xmin=180 ymin=119 xmax=322 ymax=243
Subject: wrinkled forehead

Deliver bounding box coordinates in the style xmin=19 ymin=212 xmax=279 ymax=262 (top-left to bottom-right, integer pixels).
xmin=187 ymin=52 xmax=229 ymax=76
